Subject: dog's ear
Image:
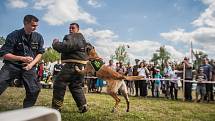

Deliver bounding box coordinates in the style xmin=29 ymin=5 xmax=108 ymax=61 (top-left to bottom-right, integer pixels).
xmin=85 ymin=43 xmax=94 ymax=55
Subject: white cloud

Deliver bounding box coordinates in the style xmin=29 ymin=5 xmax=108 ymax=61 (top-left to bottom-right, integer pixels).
xmin=161 ymin=0 xmax=215 ymax=59
xmin=160 ymin=28 xmax=192 ymax=43
xmin=192 ymin=1 xmax=215 ymax=27
xmin=87 ymin=0 xmax=102 ymax=8
xmin=33 ymin=0 xmax=96 ymax=25
xmin=201 ymin=0 xmax=215 ymax=5
xmin=82 ymin=28 xmax=184 ymax=64
xmin=7 ymin=0 xmax=28 ymax=8
xmin=33 ymin=0 xmax=54 ymax=10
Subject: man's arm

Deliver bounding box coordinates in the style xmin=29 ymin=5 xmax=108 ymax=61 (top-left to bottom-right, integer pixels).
xmin=3 ymin=53 xmax=33 ymax=63
xmin=184 ymin=61 xmax=192 ymax=68
xmin=52 ymin=35 xmax=75 ymax=53
xmin=23 ymin=54 xmax=42 ymax=70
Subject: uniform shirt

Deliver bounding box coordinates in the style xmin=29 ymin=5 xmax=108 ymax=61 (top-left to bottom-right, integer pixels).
xmin=0 ymin=28 xmax=45 ymax=67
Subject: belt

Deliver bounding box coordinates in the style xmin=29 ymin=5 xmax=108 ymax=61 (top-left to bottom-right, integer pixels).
xmin=61 ymin=59 xmax=88 ymax=64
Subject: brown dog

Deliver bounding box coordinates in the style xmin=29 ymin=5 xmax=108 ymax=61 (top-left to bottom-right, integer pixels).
xmin=75 ymin=45 xmax=143 ymax=112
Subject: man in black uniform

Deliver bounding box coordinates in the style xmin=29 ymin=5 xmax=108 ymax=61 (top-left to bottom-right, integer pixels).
xmin=0 ymin=15 xmax=45 ymax=108
xmin=52 ymin=23 xmax=88 ymax=113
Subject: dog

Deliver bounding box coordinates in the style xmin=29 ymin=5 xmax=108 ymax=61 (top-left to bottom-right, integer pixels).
xmin=75 ymin=44 xmax=143 ymax=112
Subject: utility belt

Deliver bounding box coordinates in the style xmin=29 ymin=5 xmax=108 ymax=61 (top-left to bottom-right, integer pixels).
xmin=61 ymin=59 xmax=88 ymax=65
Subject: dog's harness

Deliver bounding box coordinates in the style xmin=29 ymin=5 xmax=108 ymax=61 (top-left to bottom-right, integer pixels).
xmin=89 ymin=59 xmax=104 ymax=71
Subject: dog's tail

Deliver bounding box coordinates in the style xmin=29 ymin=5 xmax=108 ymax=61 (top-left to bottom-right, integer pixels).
xmin=123 ymin=76 xmax=145 ymax=81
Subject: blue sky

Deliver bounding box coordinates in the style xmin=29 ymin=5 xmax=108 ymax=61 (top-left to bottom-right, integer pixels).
xmin=0 ymin=0 xmax=214 ymax=63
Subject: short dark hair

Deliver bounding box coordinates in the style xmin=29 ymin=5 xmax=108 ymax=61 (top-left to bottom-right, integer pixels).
xmin=23 ymin=15 xmax=39 ymax=24
xmin=70 ymin=23 xmax=79 ymax=28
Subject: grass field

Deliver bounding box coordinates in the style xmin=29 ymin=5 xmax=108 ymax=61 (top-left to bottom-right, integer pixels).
xmin=0 ymin=87 xmax=215 ymax=121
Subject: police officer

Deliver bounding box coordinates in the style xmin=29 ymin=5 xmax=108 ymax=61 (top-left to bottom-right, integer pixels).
xmin=0 ymin=15 xmax=45 ymax=108
xmin=52 ymin=23 xmax=88 ymax=113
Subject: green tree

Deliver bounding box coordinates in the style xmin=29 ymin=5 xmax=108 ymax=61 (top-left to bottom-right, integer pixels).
xmin=151 ymin=53 xmax=160 ymax=65
xmin=150 ymin=46 xmax=171 ymax=70
xmin=0 ymin=36 xmax=6 ymax=45
xmin=193 ymin=50 xmax=208 ymax=69
xmin=110 ymin=44 xmax=129 ymax=64
xmin=42 ymin=47 xmax=60 ymax=63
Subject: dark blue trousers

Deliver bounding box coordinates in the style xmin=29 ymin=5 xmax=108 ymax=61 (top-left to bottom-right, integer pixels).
xmin=0 ymin=63 xmax=40 ymax=108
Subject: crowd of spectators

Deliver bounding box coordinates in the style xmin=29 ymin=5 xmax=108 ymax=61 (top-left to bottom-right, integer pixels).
xmin=86 ymin=57 xmax=214 ymax=103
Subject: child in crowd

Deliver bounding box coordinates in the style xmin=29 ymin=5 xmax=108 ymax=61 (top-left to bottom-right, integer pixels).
xmin=196 ymin=67 xmax=207 ymax=103
xmin=154 ymin=69 xmax=162 ymax=97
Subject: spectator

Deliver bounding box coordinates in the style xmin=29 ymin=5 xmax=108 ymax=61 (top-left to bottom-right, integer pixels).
xmin=116 ymin=62 xmax=126 ymax=75
xmin=125 ymin=62 xmax=134 ymax=95
xmin=133 ymin=59 xmax=140 ymax=96
xmin=37 ymin=61 xmax=44 ymax=82
xmin=116 ymin=62 xmax=126 ymax=95
xmin=182 ymin=57 xmax=193 ymax=101
xmin=200 ymin=57 xmax=213 ymax=102
xmin=163 ymin=62 xmax=172 ymax=99
xmin=210 ymin=59 xmax=215 ymax=78
xmin=149 ymin=64 xmax=157 ymax=97
xmin=137 ymin=62 xmax=150 ymax=97
xmin=195 ymin=67 xmax=207 ymax=103
xmin=107 ymin=59 xmax=116 ymax=70
xmin=154 ymin=69 xmax=162 ymax=98
xmin=170 ymin=65 xmax=178 ymax=100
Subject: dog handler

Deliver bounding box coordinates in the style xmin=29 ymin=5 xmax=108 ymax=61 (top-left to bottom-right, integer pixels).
xmin=0 ymin=15 xmax=45 ymax=108
xmin=51 ymin=23 xmax=88 ymax=113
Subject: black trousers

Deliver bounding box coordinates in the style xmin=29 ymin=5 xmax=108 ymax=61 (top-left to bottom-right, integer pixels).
xmin=151 ymin=80 xmax=155 ymax=97
xmin=52 ymin=63 xmax=87 ymax=110
xmin=204 ymin=84 xmax=214 ymax=101
xmin=139 ymin=80 xmax=147 ymax=97
xmin=0 ymin=63 xmax=40 ymax=108
xmin=134 ymin=81 xmax=139 ymax=96
xmin=184 ymin=81 xmax=192 ymax=100
xmin=170 ymin=82 xmax=178 ymax=99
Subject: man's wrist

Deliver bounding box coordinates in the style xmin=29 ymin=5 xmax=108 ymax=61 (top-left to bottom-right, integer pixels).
xmin=19 ymin=56 xmax=24 ymax=62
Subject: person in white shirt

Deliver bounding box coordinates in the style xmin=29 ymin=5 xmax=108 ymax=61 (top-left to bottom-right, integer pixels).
xmin=137 ymin=62 xmax=150 ymax=97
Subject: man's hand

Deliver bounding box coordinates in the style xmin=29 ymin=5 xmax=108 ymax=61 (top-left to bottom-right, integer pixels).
xmin=20 ymin=56 xmax=33 ymax=63
xmin=53 ymin=38 xmax=59 ymax=44
xmin=22 ymin=63 xmax=33 ymax=71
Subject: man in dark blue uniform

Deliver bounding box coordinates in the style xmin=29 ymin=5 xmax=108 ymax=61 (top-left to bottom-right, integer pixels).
xmin=52 ymin=23 xmax=88 ymax=113
xmin=0 ymin=15 xmax=45 ymax=108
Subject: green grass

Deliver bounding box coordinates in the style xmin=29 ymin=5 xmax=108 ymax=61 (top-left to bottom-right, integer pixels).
xmin=0 ymin=87 xmax=215 ymax=121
